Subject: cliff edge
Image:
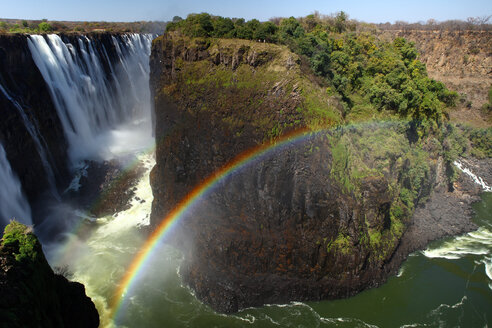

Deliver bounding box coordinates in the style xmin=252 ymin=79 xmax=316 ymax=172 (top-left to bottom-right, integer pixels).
xmin=0 ymin=221 xmax=99 ymax=328
xmin=149 ymin=32 xmax=482 ymax=313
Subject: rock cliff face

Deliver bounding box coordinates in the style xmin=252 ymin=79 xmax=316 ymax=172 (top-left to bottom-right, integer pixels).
xmin=0 ymin=221 xmax=99 ymax=328
xmin=149 ymin=34 xmax=479 ymax=313
xmin=381 ymin=30 xmax=492 ymax=126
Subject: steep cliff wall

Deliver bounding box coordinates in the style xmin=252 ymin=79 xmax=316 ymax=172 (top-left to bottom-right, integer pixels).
xmin=381 ymin=30 xmax=492 ymax=126
xmin=149 ymin=34 xmax=477 ymax=312
xmin=149 ymin=33 xmax=343 ymax=228
xmin=0 ymin=221 xmax=99 ymax=328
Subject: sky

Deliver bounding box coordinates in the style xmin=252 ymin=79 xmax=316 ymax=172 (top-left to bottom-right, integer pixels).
xmin=1 ymin=0 xmax=491 ymax=23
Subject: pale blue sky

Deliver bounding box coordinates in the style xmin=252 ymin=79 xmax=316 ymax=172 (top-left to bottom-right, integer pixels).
xmin=1 ymin=0 xmax=491 ymax=23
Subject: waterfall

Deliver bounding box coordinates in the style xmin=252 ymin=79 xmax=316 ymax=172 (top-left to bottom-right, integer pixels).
xmin=27 ymin=34 xmax=154 ymax=165
xmin=454 ymin=160 xmax=492 ymax=192
xmin=0 ymin=83 xmax=60 ymax=201
xmin=0 ymin=143 xmax=32 ymax=228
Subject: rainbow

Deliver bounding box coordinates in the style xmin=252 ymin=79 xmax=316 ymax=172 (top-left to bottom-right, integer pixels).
xmin=110 ymin=127 xmax=319 ymax=320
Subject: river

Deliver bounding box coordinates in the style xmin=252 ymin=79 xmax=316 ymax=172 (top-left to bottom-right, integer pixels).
xmin=46 ymin=156 xmax=491 ymax=328
xmin=15 ymin=32 xmax=489 ymax=328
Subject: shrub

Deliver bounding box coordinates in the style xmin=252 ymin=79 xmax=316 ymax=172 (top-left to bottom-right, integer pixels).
xmin=1 ymin=221 xmax=38 ymax=262
xmin=38 ymin=21 xmax=53 ymax=33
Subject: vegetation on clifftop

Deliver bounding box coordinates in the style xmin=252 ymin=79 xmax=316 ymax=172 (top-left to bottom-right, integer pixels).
xmin=0 ymin=221 xmax=100 ymax=327
xmin=0 ymin=18 xmax=166 ymax=34
xmin=1 ymin=221 xmax=37 ymax=262
xmin=167 ymin=13 xmax=459 ymax=138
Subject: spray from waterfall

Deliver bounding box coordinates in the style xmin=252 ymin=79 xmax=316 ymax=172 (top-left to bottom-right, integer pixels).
xmin=27 ymin=34 xmax=154 ymax=165
xmin=0 ymin=83 xmax=60 ymax=201
xmin=0 ymin=143 xmax=32 ymax=228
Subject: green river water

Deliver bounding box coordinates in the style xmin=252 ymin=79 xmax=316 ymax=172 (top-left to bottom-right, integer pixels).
xmin=48 ymin=154 xmax=492 ymax=328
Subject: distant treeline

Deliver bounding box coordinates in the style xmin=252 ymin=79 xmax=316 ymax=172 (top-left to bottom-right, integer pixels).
xmin=166 ymin=11 xmax=492 ymax=38
xmin=1 ymin=12 xmax=489 ymax=35
xmin=0 ymin=18 xmax=167 ymax=34
xmin=376 ymin=16 xmax=492 ymax=32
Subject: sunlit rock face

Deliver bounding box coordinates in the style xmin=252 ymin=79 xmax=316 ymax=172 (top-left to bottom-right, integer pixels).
xmin=0 ymin=221 xmax=99 ymax=328
xmin=149 ymin=34 xmax=478 ymax=313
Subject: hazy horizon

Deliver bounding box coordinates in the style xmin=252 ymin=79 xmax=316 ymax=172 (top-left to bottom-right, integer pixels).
xmin=1 ymin=0 xmax=491 ymax=24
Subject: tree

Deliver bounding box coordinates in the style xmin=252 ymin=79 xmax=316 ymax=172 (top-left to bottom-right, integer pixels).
xmin=38 ymin=22 xmax=53 ymax=32
xmin=335 ymin=11 xmax=348 ymax=33
xmin=213 ymin=16 xmax=234 ymax=37
xmin=182 ymin=13 xmax=213 ymax=37
xmin=254 ymin=21 xmax=278 ymax=42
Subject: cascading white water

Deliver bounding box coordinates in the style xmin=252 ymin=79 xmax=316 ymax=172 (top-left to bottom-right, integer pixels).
xmin=0 ymin=83 xmax=60 ymax=201
xmin=423 ymin=160 xmax=492 ymax=290
xmin=453 ymin=160 xmax=492 ymax=192
xmin=0 ymin=143 xmax=32 ymax=228
xmin=27 ymin=34 xmax=154 ymax=165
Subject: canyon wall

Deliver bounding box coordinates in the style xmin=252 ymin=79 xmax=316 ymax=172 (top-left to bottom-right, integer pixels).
xmin=381 ymin=30 xmax=492 ymax=126
xmin=149 ymin=33 xmax=479 ymax=312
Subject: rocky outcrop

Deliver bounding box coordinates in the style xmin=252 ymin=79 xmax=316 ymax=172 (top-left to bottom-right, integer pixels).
xmin=67 ymin=158 xmax=146 ymax=217
xmin=149 ymin=34 xmax=481 ymax=313
xmin=0 ymin=221 xmax=99 ymax=328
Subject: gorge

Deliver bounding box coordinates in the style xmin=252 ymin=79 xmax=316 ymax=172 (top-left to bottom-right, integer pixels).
xmin=0 ymin=15 xmax=491 ymax=328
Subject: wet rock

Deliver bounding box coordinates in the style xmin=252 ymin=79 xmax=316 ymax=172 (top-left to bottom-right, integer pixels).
xmin=67 ymin=159 xmax=145 ymax=217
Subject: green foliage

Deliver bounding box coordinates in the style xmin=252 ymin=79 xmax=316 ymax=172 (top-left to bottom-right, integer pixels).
xmin=38 ymin=21 xmax=53 ymax=32
xmin=212 ymin=16 xmax=235 ymax=37
xmin=328 ymin=233 xmax=352 ymax=254
xmin=442 ymin=124 xmax=468 ymax=162
xmin=400 ymin=149 xmax=431 ymax=203
xmin=168 ymin=14 xmax=280 ymax=42
xmin=1 ymin=221 xmax=38 ymax=262
xmin=330 ymin=139 xmax=354 ymax=192
xmin=481 ymin=84 xmax=492 ymax=113
xmin=166 ymin=13 xmax=456 ymax=136
xmin=468 ymin=127 xmax=492 ymax=158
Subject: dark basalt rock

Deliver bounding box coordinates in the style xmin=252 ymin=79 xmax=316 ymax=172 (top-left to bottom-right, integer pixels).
xmin=149 ymin=34 xmax=484 ymax=313
xmin=0 ymin=221 xmax=99 ymax=328
xmin=67 ymin=158 xmax=145 ymax=217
